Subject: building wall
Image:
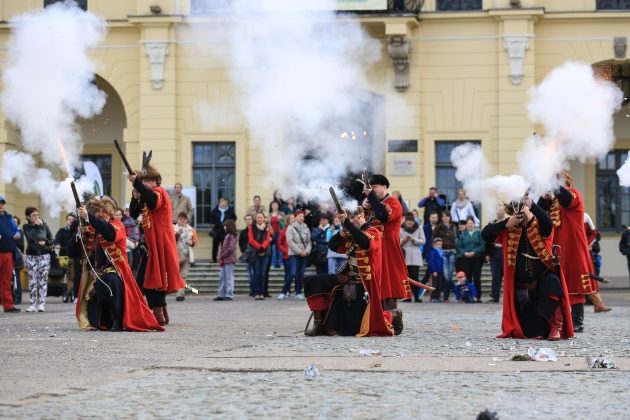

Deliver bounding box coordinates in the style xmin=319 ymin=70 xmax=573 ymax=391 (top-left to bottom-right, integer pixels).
xmin=0 ymin=0 xmax=629 ymax=282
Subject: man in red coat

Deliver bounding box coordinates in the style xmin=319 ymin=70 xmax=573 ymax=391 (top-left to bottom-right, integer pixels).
xmin=73 ymin=196 xmax=163 ymax=332
xmin=364 ymin=174 xmax=411 ymax=314
xmin=303 ymin=207 xmax=396 ymax=336
xmin=481 ymin=196 xmax=573 ymax=340
xmin=128 ymin=165 xmax=185 ymax=326
xmin=537 ymin=172 xmax=597 ymax=333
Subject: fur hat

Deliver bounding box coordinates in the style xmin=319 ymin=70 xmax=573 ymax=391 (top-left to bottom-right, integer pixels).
xmin=99 ymin=196 xmax=118 ymax=218
xmin=138 ymin=164 xmax=162 ymax=185
xmin=369 ymin=174 xmax=390 ymax=188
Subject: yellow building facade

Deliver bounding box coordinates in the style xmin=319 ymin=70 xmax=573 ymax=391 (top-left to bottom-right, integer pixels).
xmin=1 ymin=0 xmax=629 ymax=282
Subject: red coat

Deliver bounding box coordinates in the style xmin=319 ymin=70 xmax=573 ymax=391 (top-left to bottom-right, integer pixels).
xmin=334 ymin=226 xmax=394 ymax=337
xmin=549 ymin=187 xmax=595 ymax=302
xmin=141 ymin=186 xmax=185 ymax=292
xmin=278 ymin=227 xmax=289 ymax=260
xmin=76 ymin=221 xmax=164 ymax=332
xmin=369 ymin=195 xmax=411 ymax=299
xmin=496 ymin=218 xmax=573 ymax=339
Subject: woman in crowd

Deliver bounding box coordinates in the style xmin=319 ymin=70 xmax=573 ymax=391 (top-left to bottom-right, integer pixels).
xmin=392 ymin=190 xmax=409 ymax=215
xmin=268 ymin=201 xmax=286 ymax=268
xmin=122 ymin=206 xmax=140 ymax=268
xmin=456 ymin=217 xmax=485 ymax=302
xmin=216 ymin=219 xmax=237 ymax=301
xmin=238 ymin=214 xmax=255 ymax=297
xmin=12 ymin=216 xmax=24 ymax=305
xmin=279 ymin=210 xmax=311 ymax=301
xmin=400 ymin=212 xmax=425 ymax=302
xmin=280 ymin=197 xmax=296 ymax=215
xmin=450 ymin=189 xmax=480 ymax=227
xmin=248 ymin=212 xmax=271 ymax=300
xmin=22 ymin=206 xmax=53 ymax=312
xmin=326 ymin=214 xmax=346 ymax=275
xmin=433 ymin=210 xmax=458 ymax=302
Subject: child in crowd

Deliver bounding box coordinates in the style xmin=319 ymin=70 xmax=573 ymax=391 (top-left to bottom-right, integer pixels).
xmin=426 ymin=237 xmax=444 ymax=303
xmin=216 ymin=219 xmax=237 ymax=301
xmin=453 ymin=271 xmax=478 ymax=303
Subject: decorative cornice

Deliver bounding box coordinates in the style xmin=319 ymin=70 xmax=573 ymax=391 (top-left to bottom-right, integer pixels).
xmin=503 ymin=35 xmax=529 ymax=85
xmin=387 ymin=35 xmax=412 ymax=92
xmin=143 ymin=41 xmax=169 ymax=90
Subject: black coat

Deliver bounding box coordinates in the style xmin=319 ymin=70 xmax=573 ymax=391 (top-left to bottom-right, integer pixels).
xmin=209 ymin=206 xmax=237 ymax=239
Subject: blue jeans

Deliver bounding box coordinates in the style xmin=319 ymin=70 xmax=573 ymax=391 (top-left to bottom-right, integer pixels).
xmin=284 ymin=255 xmax=307 ymax=295
xmin=327 ymin=257 xmax=345 ymax=275
xmin=442 ymin=250 xmax=456 ymax=300
xmin=271 ymin=233 xmax=282 ymax=267
xmin=252 ymin=256 xmax=269 ymax=295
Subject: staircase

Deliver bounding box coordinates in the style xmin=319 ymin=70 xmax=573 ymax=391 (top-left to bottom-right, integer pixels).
xmin=186 ymin=261 xmax=494 ymax=295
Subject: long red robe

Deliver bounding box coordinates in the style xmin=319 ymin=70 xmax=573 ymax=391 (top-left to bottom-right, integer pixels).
xmin=549 ymin=187 xmax=595 ymax=304
xmin=332 ymin=226 xmax=394 ymax=337
xmin=497 ymin=218 xmax=573 ymax=339
xmin=76 ymin=221 xmax=164 ymax=332
xmin=369 ymin=195 xmax=411 ymax=300
xmin=140 ymin=186 xmax=185 ymax=292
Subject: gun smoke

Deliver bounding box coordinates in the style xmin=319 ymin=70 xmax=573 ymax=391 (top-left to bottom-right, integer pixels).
xmin=0 ymin=2 xmax=106 ymax=215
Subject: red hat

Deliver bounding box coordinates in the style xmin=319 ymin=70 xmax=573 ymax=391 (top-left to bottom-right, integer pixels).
xmin=455 ymin=271 xmax=466 ymax=279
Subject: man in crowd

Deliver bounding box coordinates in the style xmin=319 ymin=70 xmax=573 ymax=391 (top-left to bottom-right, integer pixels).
xmin=418 ymin=187 xmax=446 ymax=225
xmin=209 ymin=197 xmax=237 ymax=263
xmin=54 ymin=213 xmax=76 ymax=303
xmin=303 ymin=207 xmax=395 ymax=337
xmin=481 ymin=195 xmax=573 ymax=341
xmin=0 ymin=195 xmax=21 ymax=313
xmin=619 ymin=224 xmax=630 ymax=287
xmin=246 ymin=195 xmax=265 ymax=218
xmin=170 ymin=182 xmax=193 ymax=224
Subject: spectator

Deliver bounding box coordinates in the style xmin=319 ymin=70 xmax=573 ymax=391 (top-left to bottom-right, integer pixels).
xmin=122 ymin=206 xmax=140 ymax=268
xmin=326 ymin=215 xmax=346 ymax=275
xmin=170 ymin=182 xmax=193 ymax=224
xmin=209 ymin=197 xmax=237 ymax=263
xmin=216 ymin=219 xmax=237 ymax=301
xmin=279 ymin=210 xmax=311 ymax=300
xmin=433 ymin=210 xmax=458 ymax=302
xmin=620 ymin=225 xmax=630 ymax=287
xmin=278 ymin=214 xmax=295 ymax=295
xmin=450 ymin=189 xmax=480 ymax=227
xmin=453 ymin=271 xmax=478 ymax=303
xmin=54 ymin=214 xmax=76 ymax=303
xmin=584 ymin=212 xmax=601 ymax=275
xmin=280 ymin=197 xmax=296 ymax=215
xmin=421 ymin=212 xmax=439 ymax=286
xmin=0 ymin=196 xmax=21 ymax=312
xmin=456 ymin=217 xmax=484 ymax=302
xmin=400 ymin=212 xmax=425 ymax=302
xmin=418 ymin=187 xmax=446 ymax=224
xmin=485 ymin=205 xmax=507 ymax=303
xmin=246 ymin=195 xmax=266 ymax=218
xmin=174 ymin=212 xmax=198 ymax=302
xmin=310 ymin=215 xmax=330 ymax=275
xmin=12 ymin=216 xmax=24 ymax=305
xmin=268 ymin=190 xmax=286 ymax=213
xmin=411 ymin=209 xmax=420 ymax=225
xmin=268 ymin=201 xmax=286 ymax=268
xmin=248 ymin=212 xmax=271 ymax=300
xmin=392 ymin=190 xmax=409 ymax=215
xmin=427 ymin=237 xmax=444 ymax=302
xmin=238 ymin=214 xmax=255 ymax=297
xmin=23 ymin=206 xmax=53 ymax=312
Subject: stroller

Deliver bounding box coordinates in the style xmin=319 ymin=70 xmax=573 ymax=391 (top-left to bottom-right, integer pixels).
xmin=47 ymin=254 xmax=68 ymax=299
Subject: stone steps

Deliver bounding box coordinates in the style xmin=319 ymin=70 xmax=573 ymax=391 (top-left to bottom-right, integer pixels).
xmin=186 ymin=261 xmax=493 ymax=295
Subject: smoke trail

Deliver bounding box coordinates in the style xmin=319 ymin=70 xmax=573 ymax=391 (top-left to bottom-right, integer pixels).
xmin=618 ymin=153 xmax=630 ymax=187
xmin=186 ymin=0 xmax=383 ymax=201
xmin=0 ymin=2 xmax=106 ymax=215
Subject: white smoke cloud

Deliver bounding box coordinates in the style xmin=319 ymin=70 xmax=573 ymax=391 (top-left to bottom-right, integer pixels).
xmin=618 ymin=153 xmax=630 ymax=187
xmin=187 ymin=0 xmax=384 ymax=201
xmin=0 ymin=2 xmax=107 ymax=215
xmin=519 ymin=61 xmax=622 ymax=195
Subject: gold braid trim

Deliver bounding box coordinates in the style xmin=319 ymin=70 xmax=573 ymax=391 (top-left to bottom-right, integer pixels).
xmin=550 ymin=198 xmax=561 ymax=228
xmin=526 ymin=219 xmax=553 ymax=268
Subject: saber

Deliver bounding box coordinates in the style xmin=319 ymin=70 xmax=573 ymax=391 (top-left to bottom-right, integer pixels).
xmin=70 ymin=181 xmax=81 ymax=209
xmin=114 ymin=139 xmax=135 ymax=175
xmin=185 ymin=284 xmax=199 ymax=294
xmin=329 ymin=187 xmax=344 ymax=213
xmin=408 ymin=277 xmax=435 ymax=292
xmin=589 ymin=273 xmax=610 ymax=284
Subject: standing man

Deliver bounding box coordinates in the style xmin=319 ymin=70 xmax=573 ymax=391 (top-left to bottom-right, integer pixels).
xmin=365 ymin=174 xmax=410 ymax=317
xmin=0 ymin=195 xmax=21 ymax=313
xmin=418 ymin=187 xmax=446 ymax=225
xmin=128 ymin=165 xmax=185 ymax=326
xmin=170 ymin=182 xmax=193 ymax=224
xmin=485 ymin=205 xmax=507 ymax=303
xmin=174 ymin=212 xmax=198 ymax=302
xmin=209 ymin=197 xmax=237 ymax=263
xmin=54 ymin=214 xmax=76 ymax=303
xmin=246 ymin=195 xmax=265 ymax=218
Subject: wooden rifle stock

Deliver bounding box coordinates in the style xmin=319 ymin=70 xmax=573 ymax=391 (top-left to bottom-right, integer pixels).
xmin=70 ymin=181 xmax=81 ymax=209
xmin=329 ymin=187 xmax=344 ymax=213
xmin=114 ymin=139 xmax=135 ymax=175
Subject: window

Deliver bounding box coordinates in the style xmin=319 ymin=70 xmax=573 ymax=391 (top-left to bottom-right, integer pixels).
xmin=435 ymin=141 xmax=480 ymax=206
xmin=192 ymin=142 xmax=236 ymax=228
xmin=44 ymin=0 xmax=87 ymax=11
xmin=436 ymin=0 xmax=482 ymax=11
xmin=79 ymin=154 xmax=112 ymax=196
xmin=597 ymin=150 xmax=630 ymax=231
xmin=597 ymin=0 xmax=630 ymax=10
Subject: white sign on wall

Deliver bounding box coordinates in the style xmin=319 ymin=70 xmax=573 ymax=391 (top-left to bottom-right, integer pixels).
xmin=389 ymin=155 xmax=417 ymax=176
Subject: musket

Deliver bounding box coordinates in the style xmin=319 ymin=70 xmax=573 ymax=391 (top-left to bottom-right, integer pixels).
xmin=588 ymin=273 xmax=611 ymax=284
xmin=362 ymin=171 xmax=370 ymax=189
xmin=408 ymin=277 xmax=435 ymax=292
xmin=70 ymin=181 xmax=81 ymax=209
xmin=329 ymin=187 xmax=344 ymax=213
xmin=114 ymin=139 xmax=135 ymax=175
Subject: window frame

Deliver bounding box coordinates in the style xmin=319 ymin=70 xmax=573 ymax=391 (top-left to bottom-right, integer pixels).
xmin=434 ymin=140 xmax=481 ymax=208
xmin=596 ymin=0 xmax=630 ymax=10
xmin=596 ymin=149 xmax=630 ymax=232
xmin=436 ymin=0 xmax=483 ymax=12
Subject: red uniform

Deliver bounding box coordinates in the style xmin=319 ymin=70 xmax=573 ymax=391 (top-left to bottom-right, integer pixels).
xmin=549 ymin=187 xmax=595 ymax=304
xmin=493 ymin=218 xmax=573 ymax=339
xmin=138 ymin=184 xmax=185 ymax=293
xmin=368 ymin=194 xmax=410 ymax=300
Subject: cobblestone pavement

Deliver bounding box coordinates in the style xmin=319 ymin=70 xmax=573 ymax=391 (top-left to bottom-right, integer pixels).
xmin=1 ymin=290 xmax=629 ymax=419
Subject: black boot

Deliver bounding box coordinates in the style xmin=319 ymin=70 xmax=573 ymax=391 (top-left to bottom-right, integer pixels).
xmin=305 ymin=311 xmax=329 ymax=336
xmin=110 ymin=307 xmax=123 ymax=331
xmin=571 ymin=303 xmax=584 ymax=333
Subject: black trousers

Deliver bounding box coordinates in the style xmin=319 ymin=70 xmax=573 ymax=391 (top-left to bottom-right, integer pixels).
xmin=88 ymin=272 xmax=124 ymax=330
xmin=489 ymin=248 xmax=503 ymax=301
xmin=145 ymin=289 xmax=166 ymax=308
xmin=212 ymin=236 xmax=224 ymax=262
xmin=516 ymin=272 xmax=563 ymax=338
xmin=461 ymin=257 xmax=482 ymax=298
xmin=407 ymin=265 xmax=420 ymax=301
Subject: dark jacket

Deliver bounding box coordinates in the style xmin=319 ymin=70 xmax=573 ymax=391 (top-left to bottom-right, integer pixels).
xmin=210 ymin=206 xmax=237 ymax=239
xmin=54 ymin=227 xmax=73 ymax=256
xmin=0 ymin=211 xmax=18 ymax=253
xmin=238 ymin=228 xmax=250 ymax=253
xmin=418 ymin=196 xmax=446 ymax=224
xmin=23 ymin=222 xmax=54 ymax=256
xmin=620 ymin=229 xmax=630 ymax=256
xmin=427 ymin=247 xmax=444 ymax=274
xmin=433 ymin=223 xmax=457 ymax=250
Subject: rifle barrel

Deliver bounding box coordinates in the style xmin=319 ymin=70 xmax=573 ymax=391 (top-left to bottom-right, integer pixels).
xmin=70 ymin=181 xmax=81 ymax=209
xmin=329 ymin=187 xmax=344 ymax=213
xmin=114 ymin=139 xmax=135 ymax=175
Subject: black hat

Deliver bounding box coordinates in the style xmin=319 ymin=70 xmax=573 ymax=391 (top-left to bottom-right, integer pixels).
xmin=369 ymin=174 xmax=389 ymax=188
